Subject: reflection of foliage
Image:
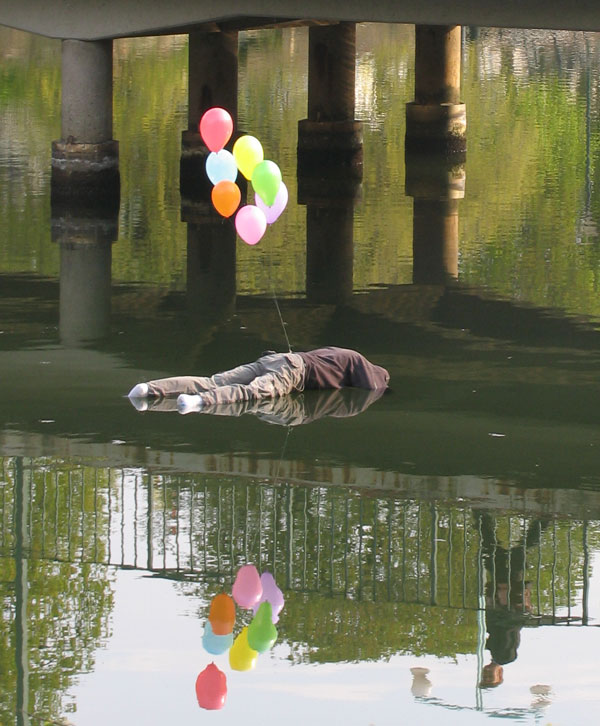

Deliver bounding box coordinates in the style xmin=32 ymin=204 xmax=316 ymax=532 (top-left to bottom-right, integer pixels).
xmin=155 ymin=476 xmax=599 ymax=624
xmin=0 ymin=457 xmax=115 ymax=725
xmin=3 ymin=26 xmax=600 ymax=319
xmin=282 ymin=593 xmax=477 ymax=663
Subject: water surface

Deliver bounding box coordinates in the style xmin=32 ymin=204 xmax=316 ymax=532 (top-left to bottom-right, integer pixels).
xmin=1 ymin=22 xmax=600 ymax=726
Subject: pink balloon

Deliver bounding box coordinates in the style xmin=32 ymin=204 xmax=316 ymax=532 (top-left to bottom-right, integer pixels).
xmin=232 ymin=564 xmax=263 ymax=608
xmin=195 ymin=662 xmax=227 ymax=710
xmin=199 ymin=108 xmax=233 ymax=152
xmin=255 ymin=181 xmax=288 ymax=224
xmin=252 ymin=571 xmax=285 ymax=623
xmin=235 ymin=206 xmax=267 ymax=246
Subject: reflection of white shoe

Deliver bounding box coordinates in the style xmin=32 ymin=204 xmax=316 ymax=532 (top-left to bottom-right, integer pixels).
xmin=177 ymin=394 xmax=204 ymax=414
xmin=128 ymin=396 xmax=148 ymax=412
xmin=128 ymin=383 xmax=149 ymax=398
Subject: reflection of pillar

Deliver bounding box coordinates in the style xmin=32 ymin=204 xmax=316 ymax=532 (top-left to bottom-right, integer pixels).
xmin=406 ymin=154 xmax=465 ymax=285
xmin=15 ymin=458 xmax=31 ymax=726
xmin=52 ymin=208 xmax=118 ymax=346
xmin=181 ymin=30 xmax=239 ymax=198
xmin=297 ymin=23 xmax=362 ymax=178
xmin=306 ymin=202 xmax=354 ymax=304
xmin=406 ymin=26 xmax=466 ymax=156
xmin=52 ymin=40 xmax=119 ymax=205
xmin=182 ymin=200 xmax=237 ymax=329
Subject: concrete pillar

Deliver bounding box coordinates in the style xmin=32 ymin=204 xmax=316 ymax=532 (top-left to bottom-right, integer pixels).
xmin=406 ymin=25 xmax=466 ymax=156
xmin=405 ymin=154 xmax=465 ymax=284
xmin=306 ymin=202 xmax=354 ymax=304
xmin=52 ymin=39 xmax=119 ymax=206
xmin=181 ymin=30 xmax=239 ymax=198
xmin=52 ymin=207 xmax=117 ymax=345
xmin=297 ymin=23 xmax=362 ymax=178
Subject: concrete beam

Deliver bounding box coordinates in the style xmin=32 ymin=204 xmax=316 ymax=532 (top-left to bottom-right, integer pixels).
xmin=3 ymin=1 xmax=600 ymax=40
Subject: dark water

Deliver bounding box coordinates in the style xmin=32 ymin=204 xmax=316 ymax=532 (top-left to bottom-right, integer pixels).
xmin=1 ymin=23 xmax=600 ymax=725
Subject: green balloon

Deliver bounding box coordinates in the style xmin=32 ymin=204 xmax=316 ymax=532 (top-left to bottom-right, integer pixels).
xmin=251 ymin=160 xmax=282 ymax=207
xmin=247 ymin=602 xmax=278 ymax=653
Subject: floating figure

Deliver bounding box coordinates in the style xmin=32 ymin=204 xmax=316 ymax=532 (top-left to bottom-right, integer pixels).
xmin=195 ymin=662 xmax=227 ymax=710
xmin=127 ymin=347 xmax=390 ymax=415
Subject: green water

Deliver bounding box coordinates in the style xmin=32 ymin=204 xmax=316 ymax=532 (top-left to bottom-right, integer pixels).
xmin=1 ymin=23 xmax=600 ymax=726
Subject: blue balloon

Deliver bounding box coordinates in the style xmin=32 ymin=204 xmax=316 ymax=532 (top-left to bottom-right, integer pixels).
xmin=202 ymin=621 xmax=234 ymax=655
xmin=206 ymin=150 xmax=238 ymax=185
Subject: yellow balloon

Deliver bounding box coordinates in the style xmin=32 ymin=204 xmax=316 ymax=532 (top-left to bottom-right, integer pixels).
xmin=229 ymin=627 xmax=258 ymax=672
xmin=233 ymin=135 xmax=264 ymax=181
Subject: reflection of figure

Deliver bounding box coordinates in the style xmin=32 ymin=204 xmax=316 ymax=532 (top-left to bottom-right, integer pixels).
xmin=128 ymin=347 xmax=390 ymax=413
xmin=474 ymin=511 xmax=549 ymax=684
xmin=131 ymin=387 xmax=386 ymax=425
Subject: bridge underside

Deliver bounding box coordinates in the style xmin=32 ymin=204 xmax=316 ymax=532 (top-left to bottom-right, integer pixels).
xmin=3 ymin=0 xmax=600 ymax=40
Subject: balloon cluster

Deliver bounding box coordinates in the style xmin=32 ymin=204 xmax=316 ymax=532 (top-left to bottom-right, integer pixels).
xmin=199 ymin=108 xmax=289 ymax=246
xmin=195 ymin=563 xmax=285 ymax=710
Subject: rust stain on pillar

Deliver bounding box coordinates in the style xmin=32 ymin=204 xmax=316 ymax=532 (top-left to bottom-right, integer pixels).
xmin=414 ymin=25 xmax=461 ymax=105
xmin=308 ymin=23 xmax=356 ymax=122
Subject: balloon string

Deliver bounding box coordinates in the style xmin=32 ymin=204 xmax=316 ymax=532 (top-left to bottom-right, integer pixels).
xmin=268 ymin=254 xmax=292 ymax=353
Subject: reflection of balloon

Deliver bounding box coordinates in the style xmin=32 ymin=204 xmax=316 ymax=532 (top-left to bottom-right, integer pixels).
xmin=229 ymin=627 xmax=258 ymax=671
xmin=232 ymin=564 xmax=263 ymax=608
xmin=235 ymin=206 xmax=267 ymax=246
xmin=255 ymin=182 xmax=288 ymax=225
xmin=206 ymin=150 xmax=238 ymax=185
xmin=199 ymin=107 xmax=233 ymax=152
xmin=202 ymin=621 xmax=234 ymax=655
xmin=251 ymin=160 xmax=282 ymax=207
xmin=247 ymin=601 xmax=278 ymax=653
xmin=212 ymin=180 xmax=241 ymax=218
xmin=253 ymin=572 xmax=285 ymax=623
xmin=195 ymin=662 xmax=227 ymax=710
xmin=209 ymin=593 xmax=236 ymax=635
xmin=233 ymin=135 xmax=264 ymax=180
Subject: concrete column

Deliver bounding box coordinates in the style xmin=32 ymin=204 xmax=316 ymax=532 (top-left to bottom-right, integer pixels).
xmin=406 ymin=25 xmax=466 ymax=156
xmin=298 ymin=23 xmax=362 ymax=178
xmin=52 ymin=207 xmax=118 ymax=346
xmin=405 ymin=154 xmax=465 ymax=284
xmin=52 ymin=39 xmax=119 ymax=206
xmin=181 ymin=30 xmax=239 ymax=198
xmin=61 ymin=39 xmax=113 ymax=142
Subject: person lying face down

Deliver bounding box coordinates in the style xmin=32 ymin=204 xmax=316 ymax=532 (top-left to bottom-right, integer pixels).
xmin=127 ymin=347 xmax=390 ymax=414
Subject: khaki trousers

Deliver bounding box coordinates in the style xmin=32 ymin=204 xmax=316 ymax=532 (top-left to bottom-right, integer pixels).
xmin=146 ymin=352 xmax=305 ymax=406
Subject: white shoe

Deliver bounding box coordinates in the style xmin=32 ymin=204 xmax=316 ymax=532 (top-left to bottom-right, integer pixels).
xmin=128 ymin=382 xmax=149 ymax=398
xmin=177 ymin=393 xmax=204 ymax=414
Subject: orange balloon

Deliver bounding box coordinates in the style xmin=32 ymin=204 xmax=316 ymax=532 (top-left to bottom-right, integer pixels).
xmin=211 ymin=180 xmax=241 ymax=218
xmin=208 ymin=593 xmax=236 ymax=635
